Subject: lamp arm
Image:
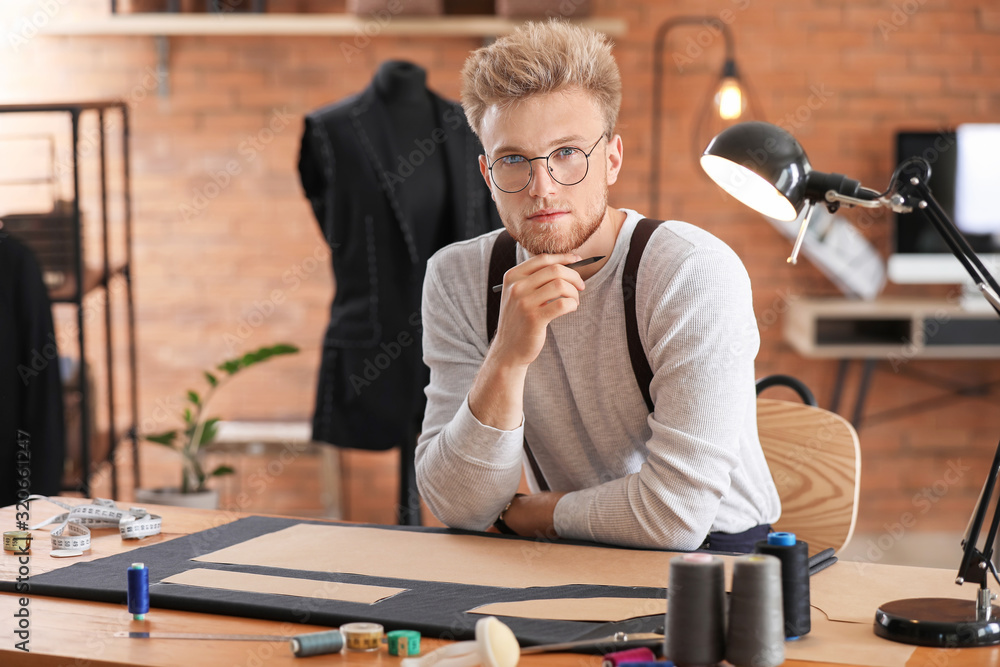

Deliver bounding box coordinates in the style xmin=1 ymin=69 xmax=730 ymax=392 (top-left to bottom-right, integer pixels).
xmin=956 ymin=436 xmax=1000 ymax=588
xmin=894 ymin=166 xmax=1000 ymax=310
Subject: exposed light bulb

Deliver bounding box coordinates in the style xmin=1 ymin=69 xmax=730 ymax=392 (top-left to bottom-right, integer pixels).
xmin=716 ymin=77 xmax=745 ymax=120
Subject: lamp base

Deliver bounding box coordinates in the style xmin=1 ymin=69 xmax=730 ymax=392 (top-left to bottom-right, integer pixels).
xmin=874 ymin=598 xmax=1000 ymax=647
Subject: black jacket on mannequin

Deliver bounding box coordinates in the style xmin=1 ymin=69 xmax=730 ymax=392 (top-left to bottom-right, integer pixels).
xmin=298 ymin=61 xmax=500 ymax=454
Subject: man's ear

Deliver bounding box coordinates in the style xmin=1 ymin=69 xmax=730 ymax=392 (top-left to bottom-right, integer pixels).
xmin=606 ymin=134 xmax=624 ymax=187
xmin=479 ymin=154 xmax=496 ymax=201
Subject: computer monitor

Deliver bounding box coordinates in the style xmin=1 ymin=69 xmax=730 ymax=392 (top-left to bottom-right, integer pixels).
xmin=887 ymin=124 xmax=1000 ymax=291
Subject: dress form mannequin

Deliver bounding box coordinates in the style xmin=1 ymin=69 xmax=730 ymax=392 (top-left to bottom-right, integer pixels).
xmin=374 ymin=60 xmax=452 ymax=259
xmin=372 ymin=60 xmax=454 ymax=525
xmin=298 ymin=58 xmax=500 ymax=529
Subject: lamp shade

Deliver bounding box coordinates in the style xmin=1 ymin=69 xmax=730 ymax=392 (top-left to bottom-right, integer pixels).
xmin=699 ymin=121 xmax=810 ymax=222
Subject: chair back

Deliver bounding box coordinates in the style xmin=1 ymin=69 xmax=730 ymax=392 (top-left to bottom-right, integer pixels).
xmin=757 ymin=398 xmax=861 ymax=556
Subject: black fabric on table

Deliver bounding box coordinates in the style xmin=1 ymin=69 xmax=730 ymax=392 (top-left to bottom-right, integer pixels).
xmin=3 ymin=516 xmax=666 ymax=647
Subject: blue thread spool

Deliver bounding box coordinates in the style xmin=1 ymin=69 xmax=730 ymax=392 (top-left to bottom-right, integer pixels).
xmin=290 ymin=630 xmax=345 ymax=657
xmin=126 ymin=563 xmax=149 ymax=621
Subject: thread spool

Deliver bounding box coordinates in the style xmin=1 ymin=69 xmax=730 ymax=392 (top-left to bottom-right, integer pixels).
xmin=665 ymin=553 xmax=725 ymax=667
xmin=126 ymin=563 xmax=150 ymax=621
xmin=387 ymin=630 xmax=422 ymax=656
xmin=602 ymin=646 xmax=656 ymax=667
xmin=726 ymin=554 xmax=785 ymax=667
xmin=754 ymin=531 xmax=811 ymax=638
xmin=341 ymin=622 xmax=384 ymax=651
xmin=290 ymin=629 xmax=344 ymax=657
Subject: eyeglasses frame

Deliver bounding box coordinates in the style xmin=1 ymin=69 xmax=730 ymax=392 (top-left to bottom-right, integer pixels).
xmin=486 ymin=135 xmax=608 ymax=194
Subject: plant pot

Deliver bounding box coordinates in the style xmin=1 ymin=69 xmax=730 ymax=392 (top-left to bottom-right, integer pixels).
xmin=134 ymin=487 xmax=220 ymax=509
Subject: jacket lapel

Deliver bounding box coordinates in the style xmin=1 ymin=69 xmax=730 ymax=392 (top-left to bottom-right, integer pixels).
xmin=349 ymin=84 xmax=421 ymax=265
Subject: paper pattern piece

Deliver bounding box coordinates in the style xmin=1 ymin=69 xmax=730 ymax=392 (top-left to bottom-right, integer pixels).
xmin=467 ymin=597 xmax=667 ymax=623
xmin=785 ymin=611 xmax=916 ymax=667
xmin=811 ymin=560 xmax=978 ymax=624
xmin=194 ymin=523 xmax=698 ymax=589
xmin=162 ymin=568 xmax=406 ymax=604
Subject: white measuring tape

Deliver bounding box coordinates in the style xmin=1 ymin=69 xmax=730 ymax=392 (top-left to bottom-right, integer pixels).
xmin=27 ymin=496 xmax=162 ymax=551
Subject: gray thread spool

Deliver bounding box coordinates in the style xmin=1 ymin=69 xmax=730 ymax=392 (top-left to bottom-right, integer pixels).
xmin=726 ymin=554 xmax=785 ymax=667
xmin=666 ymin=553 xmax=726 ymax=667
xmin=290 ymin=629 xmax=345 ymax=657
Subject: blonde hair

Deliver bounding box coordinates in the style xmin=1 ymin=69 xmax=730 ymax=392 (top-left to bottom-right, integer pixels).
xmin=461 ymin=20 xmax=621 ymax=141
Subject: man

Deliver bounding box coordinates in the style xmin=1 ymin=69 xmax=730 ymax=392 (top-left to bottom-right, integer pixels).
xmin=415 ymin=21 xmax=780 ymax=552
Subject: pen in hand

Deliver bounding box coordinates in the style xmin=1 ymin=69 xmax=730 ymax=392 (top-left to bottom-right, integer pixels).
xmin=491 ymin=256 xmax=605 ymax=293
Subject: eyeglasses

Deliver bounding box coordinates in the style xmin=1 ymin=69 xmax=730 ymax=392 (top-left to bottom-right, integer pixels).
xmin=486 ymin=135 xmax=607 ymax=194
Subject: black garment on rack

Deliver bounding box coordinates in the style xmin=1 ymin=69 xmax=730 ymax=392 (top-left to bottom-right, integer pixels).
xmin=298 ymin=61 xmax=500 ymax=455
xmin=0 ymin=231 xmax=66 ymax=507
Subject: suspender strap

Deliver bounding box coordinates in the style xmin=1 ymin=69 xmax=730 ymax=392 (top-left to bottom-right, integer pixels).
xmin=486 ymin=231 xmax=550 ymax=491
xmin=486 ymin=230 xmax=516 ymax=343
xmin=485 ymin=218 xmax=664 ymax=489
xmin=623 ymin=218 xmax=664 ymax=414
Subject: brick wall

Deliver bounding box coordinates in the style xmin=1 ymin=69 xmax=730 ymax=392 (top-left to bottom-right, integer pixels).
xmin=1 ymin=0 xmax=998 ymax=534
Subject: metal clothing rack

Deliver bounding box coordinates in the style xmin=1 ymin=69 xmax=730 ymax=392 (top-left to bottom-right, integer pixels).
xmin=0 ymin=101 xmax=139 ymax=498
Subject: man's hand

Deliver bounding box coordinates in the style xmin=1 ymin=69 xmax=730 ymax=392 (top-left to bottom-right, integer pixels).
xmin=491 ymin=253 xmax=587 ymax=367
xmin=469 ymin=254 xmax=585 ymax=431
xmin=501 ymin=492 xmax=566 ymax=538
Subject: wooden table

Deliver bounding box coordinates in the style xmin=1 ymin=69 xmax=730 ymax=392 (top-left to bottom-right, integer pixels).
xmin=1 ymin=499 xmax=998 ymax=667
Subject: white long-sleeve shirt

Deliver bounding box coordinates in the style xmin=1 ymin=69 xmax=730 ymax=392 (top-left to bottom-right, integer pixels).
xmin=416 ymin=209 xmax=781 ymax=550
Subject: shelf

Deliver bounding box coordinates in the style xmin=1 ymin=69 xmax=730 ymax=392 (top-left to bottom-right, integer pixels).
xmin=41 ymin=13 xmax=627 ymax=37
xmin=784 ymin=297 xmax=1000 ymax=360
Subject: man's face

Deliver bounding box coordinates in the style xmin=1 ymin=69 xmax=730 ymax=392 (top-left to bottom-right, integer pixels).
xmin=478 ymin=89 xmax=622 ymax=256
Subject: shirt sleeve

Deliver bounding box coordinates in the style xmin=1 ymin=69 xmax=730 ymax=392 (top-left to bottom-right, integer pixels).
xmin=553 ymin=241 xmax=762 ymax=550
xmin=415 ymin=252 xmax=526 ymax=531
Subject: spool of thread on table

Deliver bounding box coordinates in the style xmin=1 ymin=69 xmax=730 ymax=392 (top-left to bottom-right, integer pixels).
xmin=341 ymin=622 xmax=384 ymax=651
xmin=726 ymin=554 xmax=785 ymax=667
xmin=290 ymin=630 xmax=344 ymax=657
xmin=126 ymin=563 xmax=149 ymax=621
xmin=602 ymin=646 xmax=657 ymax=667
xmin=665 ymin=553 xmax=725 ymax=667
xmin=387 ymin=630 xmax=421 ymax=656
xmin=754 ymin=531 xmax=811 ymax=639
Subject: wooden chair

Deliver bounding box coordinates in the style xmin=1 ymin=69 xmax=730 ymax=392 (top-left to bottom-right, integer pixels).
xmin=756 ymin=377 xmax=861 ymax=556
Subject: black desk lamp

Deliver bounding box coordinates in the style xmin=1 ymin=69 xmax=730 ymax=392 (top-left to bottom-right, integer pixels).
xmin=699 ymin=120 xmax=1000 ymax=647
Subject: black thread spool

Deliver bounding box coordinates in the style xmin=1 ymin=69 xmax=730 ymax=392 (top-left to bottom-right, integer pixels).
xmin=666 ymin=553 xmax=726 ymax=667
xmin=754 ymin=531 xmax=811 ymax=638
xmin=726 ymin=554 xmax=785 ymax=667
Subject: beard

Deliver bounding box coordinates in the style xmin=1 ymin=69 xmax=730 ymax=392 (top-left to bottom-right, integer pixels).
xmin=504 ymin=189 xmax=609 ymax=256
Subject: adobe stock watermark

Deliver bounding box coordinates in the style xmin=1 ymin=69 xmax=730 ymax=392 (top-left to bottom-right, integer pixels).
xmin=179 ymin=107 xmax=293 ymax=221
xmin=383 ymin=108 xmax=466 ymax=191
xmin=848 ymin=128 xmax=954 ymax=236
xmin=12 ymin=430 xmax=32 ymax=653
xmin=339 ymin=0 xmax=408 ymax=64
xmin=671 ymin=0 xmax=752 ymax=73
xmin=713 ymin=83 xmax=833 ymax=199
xmin=222 ymin=243 xmax=331 ymax=350
xmin=878 ymin=0 xmax=928 ymax=41
xmin=17 ymin=274 xmax=130 ymax=387
xmin=6 ymin=0 xmax=70 ymax=52
xmin=348 ymin=312 xmax=423 ymax=395
xmin=853 ymin=458 xmax=971 ymax=574
xmin=542 ymin=0 xmax=593 ymax=19
xmin=886 ymin=291 xmax=963 ymax=373
xmin=50 ymin=66 xmax=166 ymax=181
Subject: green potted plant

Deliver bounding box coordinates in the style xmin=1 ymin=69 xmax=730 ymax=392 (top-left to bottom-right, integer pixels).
xmin=135 ymin=343 xmax=299 ymax=509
